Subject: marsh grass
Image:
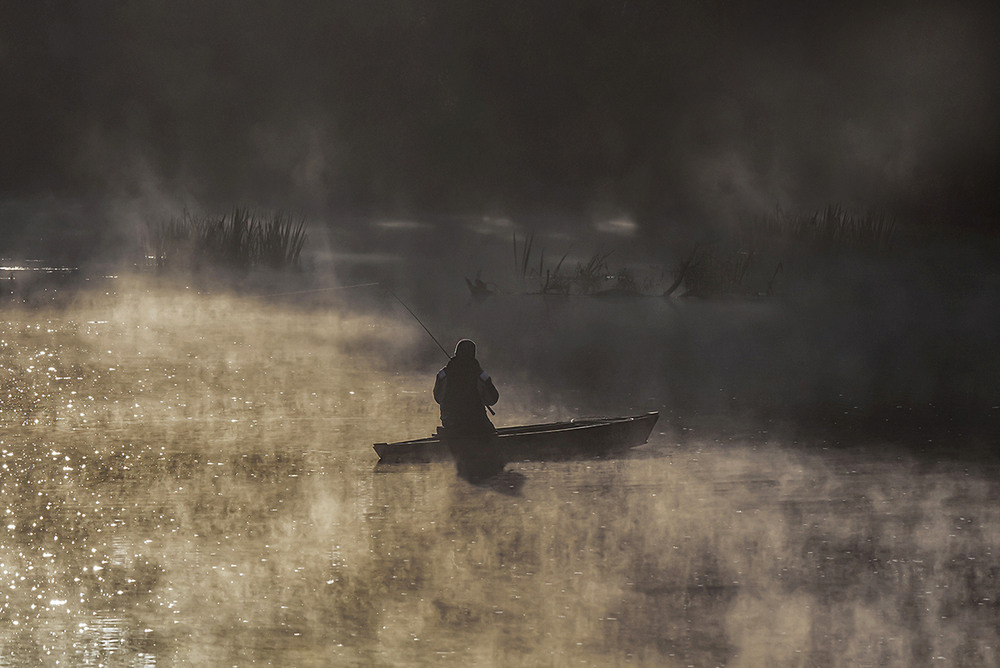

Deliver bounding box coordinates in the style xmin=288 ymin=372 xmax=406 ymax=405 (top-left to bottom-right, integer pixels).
xmin=497 ymin=237 xmax=645 ymax=296
xmin=745 ymin=204 xmax=896 ymax=254
xmin=676 ymin=204 xmax=897 ymax=299
xmin=144 ymin=208 xmax=307 ymax=272
xmin=575 ymin=251 xmax=613 ymax=294
xmin=496 ymin=205 xmax=896 ymax=300
xmin=512 ymin=232 xmax=534 ymax=282
xmin=511 ymin=233 xmax=570 ymax=294
xmin=683 ymin=247 xmax=756 ymax=298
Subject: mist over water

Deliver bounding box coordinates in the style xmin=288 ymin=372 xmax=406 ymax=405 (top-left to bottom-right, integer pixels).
xmin=0 ymin=272 xmax=997 ymax=666
xmin=2 ymin=2 xmax=999 ymax=664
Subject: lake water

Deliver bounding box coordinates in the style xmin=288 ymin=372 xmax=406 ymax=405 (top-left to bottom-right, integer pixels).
xmin=1 ymin=281 xmax=997 ymax=666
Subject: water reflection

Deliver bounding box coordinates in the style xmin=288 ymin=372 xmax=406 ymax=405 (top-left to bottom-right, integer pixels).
xmin=1 ymin=284 xmax=997 ymax=666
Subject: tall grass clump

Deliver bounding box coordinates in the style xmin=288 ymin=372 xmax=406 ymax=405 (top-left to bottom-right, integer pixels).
xmin=143 ymin=208 xmax=307 ymax=272
xmin=575 ymin=251 xmax=614 ymax=294
xmin=504 ymin=234 xmax=646 ymax=296
xmin=745 ymin=204 xmax=896 ymax=254
xmin=669 ymin=204 xmax=895 ymax=299
xmin=683 ymin=246 xmax=756 ymax=298
xmin=511 ymin=232 xmax=570 ymax=294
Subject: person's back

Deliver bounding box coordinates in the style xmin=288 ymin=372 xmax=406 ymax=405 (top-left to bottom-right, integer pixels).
xmin=433 ymin=339 xmax=499 ymax=436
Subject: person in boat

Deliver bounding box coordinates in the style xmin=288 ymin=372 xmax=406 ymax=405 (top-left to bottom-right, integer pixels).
xmin=433 ymin=339 xmax=499 ymax=436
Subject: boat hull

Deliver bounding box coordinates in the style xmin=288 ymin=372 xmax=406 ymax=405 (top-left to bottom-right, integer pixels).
xmin=373 ymin=412 xmax=659 ymax=463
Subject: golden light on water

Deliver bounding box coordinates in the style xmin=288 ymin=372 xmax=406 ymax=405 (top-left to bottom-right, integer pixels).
xmin=0 ymin=280 xmax=997 ymax=666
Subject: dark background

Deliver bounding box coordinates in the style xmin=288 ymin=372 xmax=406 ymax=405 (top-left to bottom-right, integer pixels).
xmin=2 ymin=0 xmax=998 ymax=259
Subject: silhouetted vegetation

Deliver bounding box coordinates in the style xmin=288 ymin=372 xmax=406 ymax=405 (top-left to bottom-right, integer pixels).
xmin=743 ymin=204 xmax=896 ymax=254
xmin=143 ymin=208 xmax=307 ymax=272
xmin=511 ymin=232 xmax=571 ymax=295
xmin=676 ymin=204 xmax=897 ymax=299
xmin=682 ymin=247 xmax=755 ymax=299
xmin=472 ymin=205 xmax=897 ymax=301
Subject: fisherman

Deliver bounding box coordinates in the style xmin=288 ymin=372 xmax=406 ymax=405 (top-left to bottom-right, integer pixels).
xmin=433 ymin=339 xmax=499 ymax=436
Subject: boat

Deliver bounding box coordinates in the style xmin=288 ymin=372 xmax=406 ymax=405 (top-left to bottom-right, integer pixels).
xmin=373 ymin=412 xmax=659 ymax=463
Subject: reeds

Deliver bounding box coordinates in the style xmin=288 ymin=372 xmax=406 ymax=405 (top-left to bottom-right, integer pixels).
xmin=683 ymin=246 xmax=755 ymax=298
xmin=512 ymin=232 xmax=570 ymax=294
xmin=513 ymin=232 xmax=535 ymax=282
xmin=745 ymin=204 xmax=896 ymax=253
xmin=504 ymin=234 xmax=641 ymax=296
xmin=144 ymin=208 xmax=307 ymax=271
xmin=575 ymin=251 xmax=613 ymax=294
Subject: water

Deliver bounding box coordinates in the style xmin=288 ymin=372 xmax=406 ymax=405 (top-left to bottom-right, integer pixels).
xmin=1 ymin=281 xmax=997 ymax=666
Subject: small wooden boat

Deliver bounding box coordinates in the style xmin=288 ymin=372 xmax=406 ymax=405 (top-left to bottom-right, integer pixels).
xmin=373 ymin=411 xmax=659 ymax=463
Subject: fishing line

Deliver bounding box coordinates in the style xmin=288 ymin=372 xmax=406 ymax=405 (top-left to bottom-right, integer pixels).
xmin=383 ymin=288 xmax=452 ymax=360
xmin=258 ymin=282 xmax=381 ymax=298
xmin=262 ymin=282 xmax=448 ymax=359
xmin=256 ymin=280 xmax=495 ymax=414
xmin=381 ymin=286 xmax=497 ymax=416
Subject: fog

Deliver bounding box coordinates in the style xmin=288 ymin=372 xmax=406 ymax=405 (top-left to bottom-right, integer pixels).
xmin=0 ymin=280 xmax=997 ymax=665
xmin=2 ymin=1 xmax=999 ymax=254
xmin=319 ymin=218 xmax=1000 ymax=431
xmin=2 ymin=2 xmax=999 ymax=665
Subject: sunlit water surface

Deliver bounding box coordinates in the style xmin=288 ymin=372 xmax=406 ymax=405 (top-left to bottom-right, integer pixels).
xmin=1 ymin=283 xmax=997 ymax=667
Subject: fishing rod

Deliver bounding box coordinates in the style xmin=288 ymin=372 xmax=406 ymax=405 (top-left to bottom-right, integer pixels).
xmin=259 ymin=281 xmax=447 ymax=355
xmin=384 ymin=288 xmax=452 ymax=360
xmin=385 ymin=287 xmax=497 ymax=416
xmin=260 ymin=281 xmax=495 ymax=414
xmin=261 ymin=281 xmax=448 ymax=358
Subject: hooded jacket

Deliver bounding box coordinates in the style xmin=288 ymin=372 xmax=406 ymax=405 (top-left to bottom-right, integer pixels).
xmin=433 ymin=345 xmax=499 ymax=434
